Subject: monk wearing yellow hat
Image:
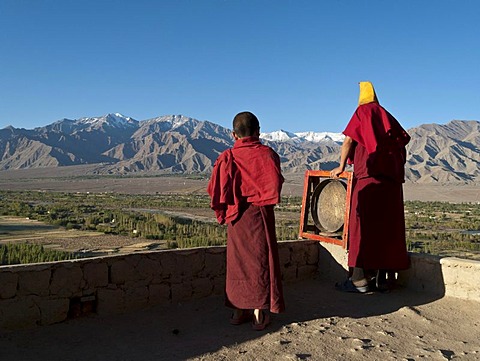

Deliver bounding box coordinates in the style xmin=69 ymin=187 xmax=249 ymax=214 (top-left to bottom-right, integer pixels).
xmin=331 ymin=81 xmax=410 ymax=293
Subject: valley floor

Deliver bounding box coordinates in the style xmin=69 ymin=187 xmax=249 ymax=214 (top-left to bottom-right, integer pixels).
xmin=0 ymin=168 xmax=479 ymax=202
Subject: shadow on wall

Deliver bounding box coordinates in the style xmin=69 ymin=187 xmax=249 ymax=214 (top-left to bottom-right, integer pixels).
xmin=309 ymin=243 xmax=445 ymax=319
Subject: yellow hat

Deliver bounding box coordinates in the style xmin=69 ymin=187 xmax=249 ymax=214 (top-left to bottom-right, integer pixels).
xmin=358 ymin=81 xmax=379 ymax=105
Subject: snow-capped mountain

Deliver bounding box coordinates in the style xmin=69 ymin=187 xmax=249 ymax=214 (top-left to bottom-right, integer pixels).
xmin=76 ymin=113 xmax=138 ymax=128
xmin=1 ymin=114 xmax=479 ymax=183
xmin=260 ymin=130 xmax=344 ymax=143
xmin=294 ymin=131 xmax=345 ymax=143
xmin=260 ymin=130 xmax=300 ymax=142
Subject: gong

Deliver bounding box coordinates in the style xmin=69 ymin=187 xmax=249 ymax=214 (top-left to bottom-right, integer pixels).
xmin=310 ymin=179 xmax=347 ymax=233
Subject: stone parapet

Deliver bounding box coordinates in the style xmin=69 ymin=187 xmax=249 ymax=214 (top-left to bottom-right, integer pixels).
xmin=0 ymin=240 xmax=318 ymax=330
xmin=439 ymin=257 xmax=480 ymax=301
xmin=2 ymin=240 xmax=478 ymax=331
xmin=399 ymin=254 xmax=480 ymax=302
xmin=315 ymin=242 xmax=480 ymax=304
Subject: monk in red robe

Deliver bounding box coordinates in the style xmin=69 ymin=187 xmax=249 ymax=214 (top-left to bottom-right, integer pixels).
xmin=207 ymin=111 xmax=285 ymax=330
xmin=331 ymin=82 xmax=410 ymax=292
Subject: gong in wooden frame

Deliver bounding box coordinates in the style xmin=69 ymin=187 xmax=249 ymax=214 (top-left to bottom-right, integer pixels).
xmin=298 ymin=170 xmax=353 ymax=249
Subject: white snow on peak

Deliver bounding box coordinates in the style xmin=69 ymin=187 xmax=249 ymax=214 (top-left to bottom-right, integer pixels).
xmin=295 ymin=131 xmax=344 ymax=143
xmin=77 ymin=117 xmax=98 ymax=125
xmin=260 ymin=129 xmax=297 ymax=142
xmin=148 ymin=115 xmax=191 ymax=129
xmin=77 ymin=113 xmax=136 ymax=128
xmin=110 ymin=113 xmax=133 ymax=122
xmin=171 ymin=114 xmax=191 ymax=128
xmin=260 ymin=130 xmax=344 ymax=143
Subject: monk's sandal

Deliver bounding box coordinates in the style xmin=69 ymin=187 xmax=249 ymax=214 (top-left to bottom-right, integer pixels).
xmin=335 ymin=278 xmax=370 ymax=293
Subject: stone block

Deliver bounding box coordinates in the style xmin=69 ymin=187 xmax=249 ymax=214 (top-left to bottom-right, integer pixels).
xmin=440 ymin=264 xmax=458 ymax=286
xmin=297 ymin=265 xmax=318 ymax=280
xmin=278 ymin=246 xmax=291 ymax=267
xmin=159 ymin=251 xmax=177 ymax=278
xmin=397 ymin=268 xmax=414 ymax=287
xmin=452 ymin=266 xmax=475 ymax=288
xmin=440 ymin=258 xmax=480 ymax=302
xmin=0 ymin=272 xmax=18 ymax=299
xmin=124 ymin=278 xmax=150 ymax=289
xmin=146 ymin=251 xmax=163 ymax=263
xmin=282 ymin=266 xmax=297 ymax=283
xmin=441 ymin=257 xmax=480 ymax=271
xmin=50 ymin=265 xmax=83 ymax=297
xmin=97 ymin=288 xmax=125 ymax=315
xmin=17 ymin=269 xmax=51 ymax=296
xmin=304 ymin=242 xmax=320 ymax=265
xmin=316 ymin=243 xmax=348 ymax=281
xmin=149 ymin=283 xmax=171 ymax=305
xmin=318 ymin=242 xmax=348 ymax=271
xmin=204 ymin=250 xmax=225 ymax=277
xmin=206 ymin=246 xmax=226 ymax=253
xmin=291 ymin=245 xmax=307 ymax=265
xmin=36 ymin=297 xmax=69 ymax=325
xmin=125 ymin=254 xmax=142 ymax=266
xmin=0 ymin=297 xmax=40 ymax=330
xmin=467 ymin=287 xmax=480 ymax=301
xmin=212 ymin=276 xmax=225 ymax=295
xmin=192 ymin=277 xmax=213 ymax=299
xmin=176 ymin=250 xmax=205 ymax=277
xmin=404 ymin=254 xmax=445 ymax=295
xmin=83 ymin=262 xmax=109 ymax=288
xmin=171 ymin=282 xmax=192 ymax=302
xmin=124 ymin=286 xmax=149 ymax=311
xmin=110 ymin=259 xmax=139 ymax=284
xmin=280 ymin=256 xmax=297 ymax=273
xmin=417 ymin=261 xmax=443 ymax=293
xmin=137 ymin=257 xmax=162 ymax=283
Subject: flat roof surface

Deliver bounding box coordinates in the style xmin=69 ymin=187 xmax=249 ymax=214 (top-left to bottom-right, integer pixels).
xmin=1 ymin=278 xmax=479 ymax=361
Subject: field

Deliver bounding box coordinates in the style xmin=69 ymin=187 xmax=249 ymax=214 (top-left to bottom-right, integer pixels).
xmin=0 ymin=216 xmax=160 ymax=256
xmin=0 ymin=166 xmax=479 ymax=264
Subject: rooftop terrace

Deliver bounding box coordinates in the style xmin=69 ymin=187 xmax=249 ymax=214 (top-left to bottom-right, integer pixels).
xmin=1 ymin=278 xmax=479 ymax=361
xmin=1 ymin=241 xmax=480 ymax=360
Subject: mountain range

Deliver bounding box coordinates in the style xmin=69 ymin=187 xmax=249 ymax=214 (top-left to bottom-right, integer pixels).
xmin=1 ymin=113 xmax=479 ymax=184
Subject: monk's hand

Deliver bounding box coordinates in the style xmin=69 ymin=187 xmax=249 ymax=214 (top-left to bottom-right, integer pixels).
xmin=330 ymin=167 xmax=343 ymax=179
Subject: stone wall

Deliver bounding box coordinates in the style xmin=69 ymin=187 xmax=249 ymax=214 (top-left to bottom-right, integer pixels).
xmin=399 ymin=253 xmax=480 ymax=301
xmin=2 ymin=240 xmax=479 ymax=331
xmin=0 ymin=240 xmax=319 ymax=330
xmin=315 ymin=242 xmax=480 ymax=303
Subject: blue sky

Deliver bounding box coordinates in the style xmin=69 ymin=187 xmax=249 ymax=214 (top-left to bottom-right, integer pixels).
xmin=1 ymin=0 xmax=479 ymax=133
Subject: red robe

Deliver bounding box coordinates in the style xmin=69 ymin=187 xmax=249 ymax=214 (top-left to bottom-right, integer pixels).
xmin=207 ymin=136 xmax=285 ymax=313
xmin=344 ymin=102 xmax=410 ymax=270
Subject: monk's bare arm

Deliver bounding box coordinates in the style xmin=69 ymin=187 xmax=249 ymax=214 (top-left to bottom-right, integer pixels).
xmin=330 ymin=135 xmax=353 ymax=178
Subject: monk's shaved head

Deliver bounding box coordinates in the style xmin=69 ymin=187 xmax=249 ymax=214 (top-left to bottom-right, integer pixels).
xmin=233 ymin=111 xmax=260 ymax=138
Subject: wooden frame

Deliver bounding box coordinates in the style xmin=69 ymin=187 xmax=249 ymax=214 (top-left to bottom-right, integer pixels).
xmin=298 ymin=170 xmax=353 ymax=249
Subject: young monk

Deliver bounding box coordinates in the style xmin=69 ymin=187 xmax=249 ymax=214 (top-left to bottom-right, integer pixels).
xmin=207 ymin=111 xmax=285 ymax=330
xmin=331 ymin=81 xmax=410 ymax=292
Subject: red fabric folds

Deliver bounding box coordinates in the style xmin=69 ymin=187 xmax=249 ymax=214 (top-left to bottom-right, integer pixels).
xmin=225 ymin=204 xmax=285 ymax=313
xmin=347 ymin=147 xmax=410 ymax=270
xmin=343 ymin=102 xmax=410 ymax=183
xmin=344 ymin=102 xmax=410 ymax=156
xmin=207 ymin=136 xmax=284 ymax=224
